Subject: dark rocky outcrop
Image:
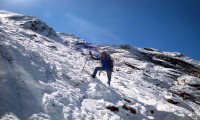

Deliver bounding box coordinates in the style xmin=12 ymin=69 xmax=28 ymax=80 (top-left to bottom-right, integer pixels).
xmin=124 ymin=62 xmax=142 ymax=70
xmin=167 ymin=99 xmax=179 ymax=105
xmin=122 ymin=104 xmax=136 ymax=114
xmin=143 ymin=53 xmax=200 ymax=78
xmin=106 ymin=105 xmax=119 ymax=112
xmin=22 ymin=19 xmax=58 ymax=37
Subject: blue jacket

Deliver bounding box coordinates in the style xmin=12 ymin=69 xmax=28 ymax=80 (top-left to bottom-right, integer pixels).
xmin=92 ymin=57 xmax=112 ymax=68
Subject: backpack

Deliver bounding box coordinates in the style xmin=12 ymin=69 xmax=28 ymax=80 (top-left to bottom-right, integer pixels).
xmin=107 ymin=54 xmax=114 ymax=70
xmin=100 ymin=54 xmax=114 ymax=71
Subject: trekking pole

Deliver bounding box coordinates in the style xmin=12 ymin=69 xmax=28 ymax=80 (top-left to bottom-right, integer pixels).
xmin=81 ymin=49 xmax=95 ymax=73
xmin=81 ymin=58 xmax=88 ymax=73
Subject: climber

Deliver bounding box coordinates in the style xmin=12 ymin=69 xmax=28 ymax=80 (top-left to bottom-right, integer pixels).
xmin=89 ymin=51 xmax=113 ymax=86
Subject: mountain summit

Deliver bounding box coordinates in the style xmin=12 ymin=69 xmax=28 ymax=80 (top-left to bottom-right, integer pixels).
xmin=0 ymin=10 xmax=200 ymax=120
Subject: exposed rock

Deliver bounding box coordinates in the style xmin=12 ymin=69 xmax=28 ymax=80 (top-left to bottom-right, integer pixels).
xmin=48 ymin=45 xmax=57 ymax=49
xmin=149 ymin=110 xmax=154 ymax=114
xmin=120 ymin=44 xmax=132 ymax=50
xmin=124 ymin=62 xmax=142 ymax=70
xmin=129 ymin=107 xmax=136 ymax=114
xmin=144 ymin=48 xmax=157 ymax=52
xmin=122 ymin=104 xmax=129 ymax=110
xmin=124 ymin=98 xmax=132 ymax=103
xmin=122 ymin=104 xmax=136 ymax=114
xmin=167 ymin=99 xmax=179 ymax=105
xmin=144 ymin=53 xmax=200 ymax=78
xmin=22 ymin=19 xmax=58 ymax=38
xmin=106 ymin=105 xmax=119 ymax=112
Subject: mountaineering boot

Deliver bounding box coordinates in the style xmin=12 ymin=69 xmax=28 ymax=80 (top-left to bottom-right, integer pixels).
xmin=107 ymin=81 xmax=110 ymax=86
xmin=91 ymin=75 xmax=95 ymax=79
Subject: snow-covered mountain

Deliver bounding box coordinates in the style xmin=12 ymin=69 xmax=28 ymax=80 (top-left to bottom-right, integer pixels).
xmin=0 ymin=10 xmax=200 ymax=120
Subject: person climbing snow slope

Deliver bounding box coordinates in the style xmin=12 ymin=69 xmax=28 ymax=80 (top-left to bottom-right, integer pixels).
xmin=89 ymin=51 xmax=113 ymax=86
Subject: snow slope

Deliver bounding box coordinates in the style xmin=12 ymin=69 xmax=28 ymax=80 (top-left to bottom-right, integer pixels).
xmin=0 ymin=10 xmax=200 ymax=120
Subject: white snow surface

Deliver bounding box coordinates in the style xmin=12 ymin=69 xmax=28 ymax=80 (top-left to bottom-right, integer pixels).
xmin=0 ymin=10 xmax=200 ymax=120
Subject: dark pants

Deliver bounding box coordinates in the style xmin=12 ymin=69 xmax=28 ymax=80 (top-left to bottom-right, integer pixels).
xmin=92 ymin=67 xmax=112 ymax=84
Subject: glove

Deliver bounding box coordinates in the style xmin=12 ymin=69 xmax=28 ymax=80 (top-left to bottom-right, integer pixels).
xmin=89 ymin=51 xmax=92 ymax=55
xmin=89 ymin=51 xmax=94 ymax=59
xmin=110 ymin=68 xmax=114 ymax=72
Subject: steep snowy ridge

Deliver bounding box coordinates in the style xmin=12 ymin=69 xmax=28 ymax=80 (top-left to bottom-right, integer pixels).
xmin=0 ymin=10 xmax=200 ymax=120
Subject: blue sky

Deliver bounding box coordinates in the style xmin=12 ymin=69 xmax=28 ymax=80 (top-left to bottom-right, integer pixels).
xmin=0 ymin=0 xmax=200 ymax=61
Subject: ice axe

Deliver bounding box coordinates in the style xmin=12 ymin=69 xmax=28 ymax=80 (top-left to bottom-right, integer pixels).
xmin=81 ymin=58 xmax=88 ymax=73
xmin=81 ymin=51 xmax=92 ymax=73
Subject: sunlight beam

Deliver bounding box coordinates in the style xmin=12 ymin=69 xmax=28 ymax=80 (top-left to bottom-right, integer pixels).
xmin=65 ymin=13 xmax=121 ymax=44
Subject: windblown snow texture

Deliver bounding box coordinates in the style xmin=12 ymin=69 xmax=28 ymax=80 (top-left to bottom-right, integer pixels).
xmin=0 ymin=10 xmax=200 ymax=120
